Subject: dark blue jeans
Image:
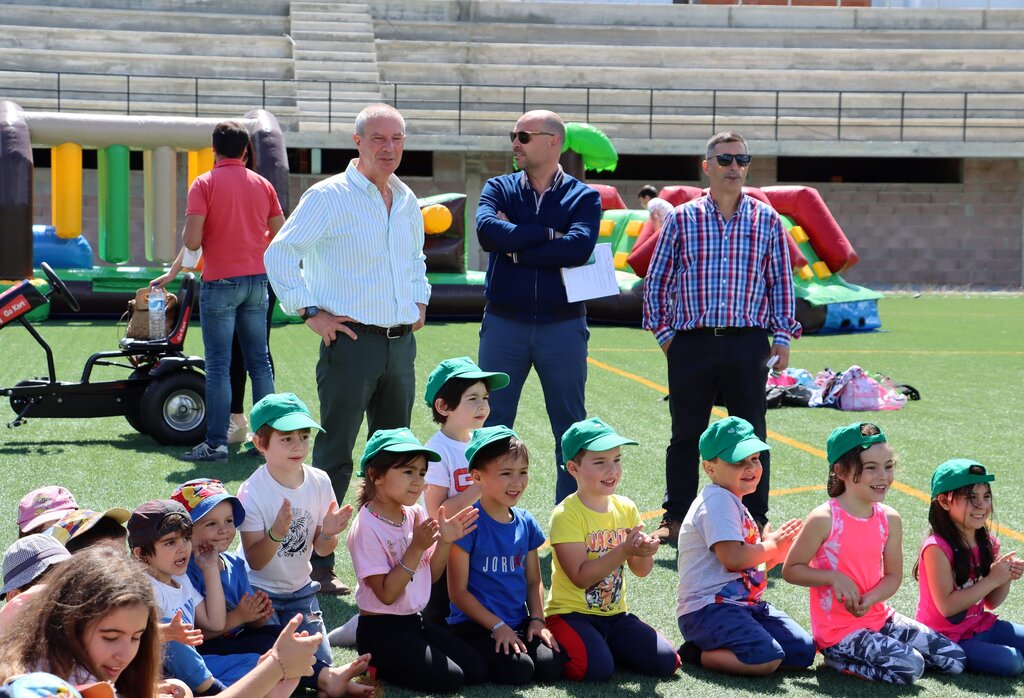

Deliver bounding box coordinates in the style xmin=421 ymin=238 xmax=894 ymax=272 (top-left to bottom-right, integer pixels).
xmin=677 ymin=601 xmax=816 ymax=668
xmin=960 ymin=619 xmax=1024 ymax=676
xmin=199 ymin=274 xmax=274 ymax=447
xmin=478 ymin=313 xmax=588 ymax=504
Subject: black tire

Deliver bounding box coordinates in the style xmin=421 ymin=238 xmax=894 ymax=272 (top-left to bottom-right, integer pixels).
xmin=140 ymin=371 xmax=205 ymax=446
xmin=124 ymin=369 xmax=150 ymax=434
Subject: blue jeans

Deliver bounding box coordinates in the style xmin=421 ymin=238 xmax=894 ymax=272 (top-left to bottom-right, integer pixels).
xmin=478 ymin=313 xmax=588 ymax=504
xmin=677 ymin=601 xmax=816 ymax=668
xmin=199 ymin=274 xmax=275 ymax=447
xmin=256 ymin=580 xmax=333 ymax=668
xmin=960 ymin=619 xmax=1024 ymax=676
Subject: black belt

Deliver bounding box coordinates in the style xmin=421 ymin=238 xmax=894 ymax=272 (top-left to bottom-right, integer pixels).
xmin=344 ymin=322 xmax=412 ymax=339
xmin=686 ymin=326 xmax=763 ymax=337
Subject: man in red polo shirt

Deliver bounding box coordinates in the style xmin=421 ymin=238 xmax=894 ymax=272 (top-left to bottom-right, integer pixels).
xmin=181 ymin=121 xmax=284 ymax=462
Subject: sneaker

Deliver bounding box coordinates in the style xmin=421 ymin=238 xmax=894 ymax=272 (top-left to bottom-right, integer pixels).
xmin=311 ymin=567 xmax=351 ymax=596
xmin=327 ymin=614 xmax=359 ymax=647
xmin=654 ymin=513 xmax=682 ymax=546
xmin=226 ymin=413 xmax=248 ymax=445
xmin=181 ymin=442 xmax=228 ymax=462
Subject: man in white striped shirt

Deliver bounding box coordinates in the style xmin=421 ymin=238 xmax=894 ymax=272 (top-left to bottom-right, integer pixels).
xmin=264 ymin=104 xmax=430 ymax=594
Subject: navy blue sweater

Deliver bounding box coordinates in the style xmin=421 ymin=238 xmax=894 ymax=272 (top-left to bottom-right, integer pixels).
xmin=476 ymin=171 xmax=601 ymax=323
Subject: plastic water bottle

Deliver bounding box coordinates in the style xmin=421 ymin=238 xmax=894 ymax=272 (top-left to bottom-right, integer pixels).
xmin=148 ymin=286 xmax=166 ymax=339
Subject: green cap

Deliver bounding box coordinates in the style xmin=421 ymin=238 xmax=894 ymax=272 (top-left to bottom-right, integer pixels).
xmin=561 ymin=418 xmax=638 ymax=466
xmin=246 ymin=392 xmax=323 ymax=450
xmin=931 ymin=458 xmax=994 ymax=498
xmin=825 ymin=422 xmax=887 ymax=465
xmin=423 ymin=356 xmax=510 ymax=408
xmin=699 ymin=416 xmax=770 ymax=463
xmin=464 ymin=425 xmax=520 ymax=469
xmin=357 ymin=427 xmax=441 ymax=477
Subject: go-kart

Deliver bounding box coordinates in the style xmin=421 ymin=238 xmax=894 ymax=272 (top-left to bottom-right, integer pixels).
xmin=0 ymin=263 xmax=207 ymax=445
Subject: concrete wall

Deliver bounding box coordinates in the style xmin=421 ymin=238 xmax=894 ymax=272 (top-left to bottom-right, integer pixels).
xmin=30 ymin=153 xmax=1023 ymax=288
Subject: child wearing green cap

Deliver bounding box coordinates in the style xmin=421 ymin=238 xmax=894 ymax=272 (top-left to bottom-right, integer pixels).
xmin=544 ymin=418 xmax=679 ymax=682
xmin=446 ymin=425 xmax=565 ymax=685
xmin=675 ymin=416 xmax=814 ymax=676
xmin=235 ymin=392 xmax=368 ymax=696
xmin=421 ymin=356 xmax=509 ymax=626
xmin=914 ymin=458 xmax=1024 ymax=675
xmin=784 ymin=422 xmax=966 ymax=684
xmin=346 ymin=427 xmax=483 ymax=693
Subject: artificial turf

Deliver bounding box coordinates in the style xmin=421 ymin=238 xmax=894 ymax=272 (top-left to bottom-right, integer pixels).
xmin=1 ymin=292 xmax=1022 ymax=697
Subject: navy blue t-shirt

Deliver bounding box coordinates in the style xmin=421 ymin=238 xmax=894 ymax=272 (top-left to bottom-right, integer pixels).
xmin=448 ymin=505 xmax=546 ymax=628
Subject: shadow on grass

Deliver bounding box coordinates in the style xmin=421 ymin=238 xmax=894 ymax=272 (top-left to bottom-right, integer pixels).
xmin=0 ymin=434 xmax=169 ymax=456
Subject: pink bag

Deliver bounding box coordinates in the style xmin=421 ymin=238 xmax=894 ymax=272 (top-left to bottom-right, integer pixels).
xmin=836 ymin=366 xmax=907 ymax=411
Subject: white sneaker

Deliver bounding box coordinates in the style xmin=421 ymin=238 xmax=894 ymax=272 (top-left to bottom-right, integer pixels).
xmin=327 ymin=615 xmax=359 ymax=647
xmin=226 ymin=413 xmax=248 ymax=445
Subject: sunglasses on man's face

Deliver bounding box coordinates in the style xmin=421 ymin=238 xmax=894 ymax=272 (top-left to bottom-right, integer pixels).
xmin=510 ymin=130 xmax=555 ymax=144
xmin=710 ymin=153 xmax=752 ymax=167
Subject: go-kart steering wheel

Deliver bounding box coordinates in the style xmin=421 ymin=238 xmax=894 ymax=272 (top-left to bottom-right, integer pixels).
xmin=41 ymin=262 xmax=80 ymax=312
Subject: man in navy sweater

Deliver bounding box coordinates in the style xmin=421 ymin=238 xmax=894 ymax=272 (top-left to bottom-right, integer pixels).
xmin=476 ymin=110 xmax=602 ymax=504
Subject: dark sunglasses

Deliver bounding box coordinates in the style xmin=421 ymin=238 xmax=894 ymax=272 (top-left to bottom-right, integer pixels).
xmin=510 ymin=130 xmax=555 ymax=144
xmin=710 ymin=153 xmax=752 ymax=167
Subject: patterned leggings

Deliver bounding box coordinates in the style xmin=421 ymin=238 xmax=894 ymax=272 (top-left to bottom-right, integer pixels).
xmin=821 ymin=611 xmax=966 ymax=684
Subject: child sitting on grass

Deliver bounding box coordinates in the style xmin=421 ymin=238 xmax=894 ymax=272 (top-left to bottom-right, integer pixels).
xmin=675 ymin=416 xmax=814 ymax=675
xmin=447 ymin=425 xmax=564 ymax=685
xmin=0 ymin=534 xmax=71 ymax=635
xmin=544 ymin=418 xmax=680 ymax=682
xmin=16 ymin=485 xmax=79 ymax=537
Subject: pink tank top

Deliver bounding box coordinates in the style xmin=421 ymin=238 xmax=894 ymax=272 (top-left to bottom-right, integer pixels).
xmin=808 ymin=498 xmax=895 ymax=649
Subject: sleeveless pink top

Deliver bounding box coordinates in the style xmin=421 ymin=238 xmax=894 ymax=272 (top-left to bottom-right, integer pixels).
xmin=808 ymin=498 xmax=895 ymax=649
xmin=915 ymin=533 xmax=999 ymax=642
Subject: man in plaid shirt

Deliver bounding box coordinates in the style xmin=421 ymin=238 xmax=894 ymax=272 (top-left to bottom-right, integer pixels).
xmin=642 ymin=131 xmax=801 ymax=545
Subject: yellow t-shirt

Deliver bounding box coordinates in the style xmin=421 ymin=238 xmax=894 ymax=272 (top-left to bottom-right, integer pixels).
xmin=544 ymin=493 xmax=641 ymax=617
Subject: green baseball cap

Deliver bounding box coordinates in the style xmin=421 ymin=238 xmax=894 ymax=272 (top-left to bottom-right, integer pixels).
xmin=246 ymin=392 xmax=323 ymax=450
xmin=464 ymin=425 xmax=520 ymax=468
xmin=357 ymin=427 xmax=441 ymax=476
xmin=931 ymin=458 xmax=994 ymax=498
xmin=699 ymin=416 xmax=770 ymax=463
xmin=561 ymin=418 xmax=638 ymax=466
xmin=825 ymin=422 xmax=887 ymax=465
xmin=423 ymin=356 xmax=510 ymax=408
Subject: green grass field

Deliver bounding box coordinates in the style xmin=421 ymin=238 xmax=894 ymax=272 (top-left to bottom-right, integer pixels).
xmin=1 ymin=293 xmax=1022 ymax=697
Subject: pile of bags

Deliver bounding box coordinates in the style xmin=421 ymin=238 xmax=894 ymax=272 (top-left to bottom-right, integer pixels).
xmin=767 ymin=366 xmax=920 ymax=411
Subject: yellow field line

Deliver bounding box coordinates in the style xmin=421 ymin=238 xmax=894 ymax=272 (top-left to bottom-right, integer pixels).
xmin=589 ymin=348 xmax=1024 ymax=357
xmin=584 ymin=356 xmax=1024 ymax=544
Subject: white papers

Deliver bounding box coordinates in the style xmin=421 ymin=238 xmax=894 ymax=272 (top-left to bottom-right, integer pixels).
xmin=561 ymin=243 xmax=619 ymax=302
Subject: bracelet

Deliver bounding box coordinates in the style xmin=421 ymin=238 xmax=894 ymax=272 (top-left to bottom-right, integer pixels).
xmin=527 ymin=616 xmax=545 ymax=625
xmin=490 ymin=620 xmax=506 ymax=637
xmin=320 ymin=531 xmax=337 ymax=541
xmin=268 ymin=650 xmax=290 ymax=679
xmin=267 ymin=527 xmax=285 ymax=543
xmin=396 ymin=560 xmax=415 ymax=579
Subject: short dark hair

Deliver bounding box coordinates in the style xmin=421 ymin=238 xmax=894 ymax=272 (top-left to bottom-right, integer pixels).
xmin=134 ymin=514 xmax=191 ymax=560
xmin=431 ymin=377 xmax=486 ymax=424
xmin=705 ymin=131 xmax=747 ymax=159
xmin=469 ymin=436 xmax=529 ymax=471
xmin=637 ymin=185 xmax=658 ymax=200
xmin=65 ymin=517 xmax=128 ymax=554
xmin=212 ymin=120 xmax=250 ymax=159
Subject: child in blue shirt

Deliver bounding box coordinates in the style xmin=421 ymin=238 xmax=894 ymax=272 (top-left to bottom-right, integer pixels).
xmin=446 ymin=425 xmax=565 ymax=685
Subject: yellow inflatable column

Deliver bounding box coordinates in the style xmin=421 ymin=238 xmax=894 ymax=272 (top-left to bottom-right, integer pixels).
xmin=52 ymin=142 xmax=83 ymax=239
xmin=187 ymin=147 xmax=214 ymax=189
xmin=143 ymin=146 xmax=177 ymax=262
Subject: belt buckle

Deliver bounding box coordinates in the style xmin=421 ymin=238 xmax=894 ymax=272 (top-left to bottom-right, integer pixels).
xmin=385 ymin=325 xmax=402 ymax=340
xmin=713 ymin=327 xmax=726 ymax=337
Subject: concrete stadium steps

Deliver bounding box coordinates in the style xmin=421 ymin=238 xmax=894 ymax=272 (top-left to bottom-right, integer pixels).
xmin=0 ymin=4 xmax=288 ymax=36
xmin=291 ymin=1 xmax=383 ymax=129
xmin=0 ymin=0 xmax=289 ymax=14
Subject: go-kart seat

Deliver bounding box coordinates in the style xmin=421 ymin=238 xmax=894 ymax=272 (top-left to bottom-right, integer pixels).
xmin=119 ymin=272 xmax=197 ymax=354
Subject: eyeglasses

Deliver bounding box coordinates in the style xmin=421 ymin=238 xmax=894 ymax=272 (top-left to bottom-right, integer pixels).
xmin=710 ymin=153 xmax=752 ymax=167
xmin=510 ymin=130 xmax=555 ymax=144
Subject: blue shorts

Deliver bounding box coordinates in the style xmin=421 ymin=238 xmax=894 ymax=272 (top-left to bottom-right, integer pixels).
xmin=677 ymin=601 xmax=815 ymax=668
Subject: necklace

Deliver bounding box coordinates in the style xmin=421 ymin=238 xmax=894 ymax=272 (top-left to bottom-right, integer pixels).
xmin=368 ymin=502 xmax=405 ymax=527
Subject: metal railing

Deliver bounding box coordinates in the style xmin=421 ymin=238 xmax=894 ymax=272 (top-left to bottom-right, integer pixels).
xmin=2 ymin=69 xmax=1023 ymax=143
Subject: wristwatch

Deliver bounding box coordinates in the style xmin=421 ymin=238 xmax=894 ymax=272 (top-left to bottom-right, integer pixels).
xmin=298 ymin=306 xmax=320 ymax=321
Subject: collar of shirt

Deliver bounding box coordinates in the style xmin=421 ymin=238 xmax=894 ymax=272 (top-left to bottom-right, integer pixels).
xmin=702 ymin=191 xmax=753 ymax=221
xmin=518 ymin=164 xmax=565 ymax=194
xmin=213 ymin=157 xmax=245 ymax=170
xmin=345 ymin=158 xmax=410 ymax=205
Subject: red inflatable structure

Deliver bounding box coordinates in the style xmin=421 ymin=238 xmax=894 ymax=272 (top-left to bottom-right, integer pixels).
xmin=588 ymin=183 xmax=626 ymax=210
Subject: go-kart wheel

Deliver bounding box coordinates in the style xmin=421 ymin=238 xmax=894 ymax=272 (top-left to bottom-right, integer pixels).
xmin=41 ymin=261 xmax=80 ymax=312
xmin=124 ymin=369 xmax=150 ymax=434
xmin=140 ymin=371 xmax=205 ymax=446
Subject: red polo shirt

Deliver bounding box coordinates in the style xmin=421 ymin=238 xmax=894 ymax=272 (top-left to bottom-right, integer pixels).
xmin=185 ymin=158 xmax=283 ymax=281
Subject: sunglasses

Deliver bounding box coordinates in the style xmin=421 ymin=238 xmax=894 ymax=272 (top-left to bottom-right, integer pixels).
xmin=510 ymin=130 xmax=555 ymax=144
xmin=710 ymin=153 xmax=752 ymax=167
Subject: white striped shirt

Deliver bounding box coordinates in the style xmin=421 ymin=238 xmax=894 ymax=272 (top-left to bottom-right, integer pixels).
xmin=264 ymin=160 xmax=430 ymax=326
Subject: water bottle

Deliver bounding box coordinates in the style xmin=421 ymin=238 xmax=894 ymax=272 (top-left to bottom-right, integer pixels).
xmin=148 ymin=286 xmax=166 ymax=340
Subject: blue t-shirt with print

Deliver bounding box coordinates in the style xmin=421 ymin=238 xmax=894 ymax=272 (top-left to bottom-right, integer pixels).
xmin=448 ymin=505 xmax=546 ymax=628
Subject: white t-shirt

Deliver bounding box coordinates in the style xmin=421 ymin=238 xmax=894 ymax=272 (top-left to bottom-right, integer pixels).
xmin=237 ymin=464 xmax=337 ymax=594
xmin=424 ymin=430 xmax=473 ymax=497
xmin=646 ymin=197 xmax=674 ymax=219
xmin=149 ymin=573 xmax=204 ymax=624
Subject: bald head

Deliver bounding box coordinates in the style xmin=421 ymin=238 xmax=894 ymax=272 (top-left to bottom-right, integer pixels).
xmin=518 ymin=110 xmax=565 ymax=142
